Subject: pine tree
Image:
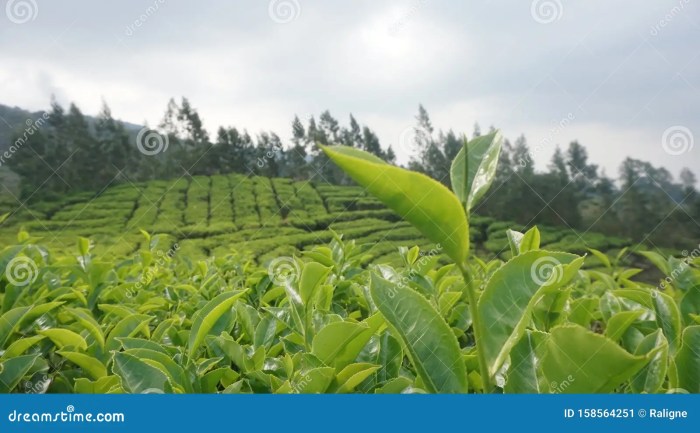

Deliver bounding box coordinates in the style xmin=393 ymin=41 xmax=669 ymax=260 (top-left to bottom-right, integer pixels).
xmin=95 ymin=101 xmax=132 ymax=185
xmin=362 ymin=126 xmax=383 ymax=158
xmin=6 ymin=120 xmax=49 ymax=198
xmin=680 ymin=168 xmax=697 ymax=193
xmin=566 ymin=141 xmax=598 ymax=195
xmin=347 ymin=114 xmax=363 ymax=148
xmin=63 ymin=103 xmax=96 ymax=191
xmin=512 ymin=135 xmax=534 ymax=177
xmin=548 ymin=146 xmax=569 ymax=182
xmin=443 ymin=130 xmax=462 ymax=162
xmin=319 ymin=111 xmax=340 ymax=144
xmin=408 ymin=105 xmax=446 ymax=181
xmin=385 ymin=145 xmax=396 ymax=164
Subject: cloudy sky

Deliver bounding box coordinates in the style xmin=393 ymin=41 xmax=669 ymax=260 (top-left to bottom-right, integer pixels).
xmin=1 ymin=0 xmax=698 ymax=177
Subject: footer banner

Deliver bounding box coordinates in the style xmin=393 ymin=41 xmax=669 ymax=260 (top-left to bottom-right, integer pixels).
xmin=1 ymin=394 xmax=695 ymax=432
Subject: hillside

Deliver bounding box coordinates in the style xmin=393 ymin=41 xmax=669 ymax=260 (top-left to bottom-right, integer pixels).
xmin=0 ymin=174 xmax=631 ymax=266
xmin=0 ymin=103 xmax=143 ymax=154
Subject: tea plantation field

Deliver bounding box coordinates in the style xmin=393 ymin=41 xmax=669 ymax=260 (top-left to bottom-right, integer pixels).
xmin=4 ymin=160 xmax=697 ymax=395
xmin=0 ymin=174 xmax=630 ymax=267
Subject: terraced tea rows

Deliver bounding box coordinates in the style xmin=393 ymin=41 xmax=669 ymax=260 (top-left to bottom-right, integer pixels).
xmin=0 ymin=174 xmax=630 ymax=266
xmin=1 ymin=135 xmax=695 ymax=396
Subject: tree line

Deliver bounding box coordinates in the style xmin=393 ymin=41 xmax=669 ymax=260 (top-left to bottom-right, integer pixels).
xmin=7 ymin=98 xmax=699 ymax=248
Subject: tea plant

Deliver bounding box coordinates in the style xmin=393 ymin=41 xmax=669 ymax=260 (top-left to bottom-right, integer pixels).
xmin=321 ymin=132 xmax=700 ymax=393
xmin=0 ymin=132 xmax=697 ymax=393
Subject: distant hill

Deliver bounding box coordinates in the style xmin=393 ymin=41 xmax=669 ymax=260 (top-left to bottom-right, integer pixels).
xmin=0 ymin=103 xmax=143 ymax=153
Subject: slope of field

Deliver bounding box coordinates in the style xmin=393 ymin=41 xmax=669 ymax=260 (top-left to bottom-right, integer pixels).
xmin=0 ymin=174 xmax=631 ymax=266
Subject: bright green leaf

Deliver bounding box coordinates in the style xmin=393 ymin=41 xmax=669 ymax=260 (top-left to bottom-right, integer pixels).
xmin=113 ymin=352 xmax=169 ymax=394
xmin=652 ymin=291 xmax=682 ymax=354
xmin=57 ymin=351 xmax=108 ymax=380
xmin=299 ymin=262 xmax=331 ymax=305
xmin=504 ymin=331 xmax=542 ymax=393
xmin=39 ymin=328 xmax=88 ymax=351
xmin=322 ymin=145 xmax=469 ymax=263
xmin=631 ymin=329 xmax=668 ymax=394
xmin=604 ymin=310 xmax=644 ymax=342
xmin=188 ymin=290 xmax=247 ymax=357
xmin=674 ymin=325 xmax=700 ymax=393
xmin=541 ymin=325 xmax=653 ymax=393
xmin=477 ymin=251 xmax=583 ymax=376
xmin=370 ymin=273 xmax=468 ymax=393
xmin=450 ymin=131 xmax=503 ymax=211
xmin=2 ymin=335 xmax=46 ymax=359
xmin=106 ymin=314 xmax=153 ymax=353
xmin=0 ymin=354 xmax=39 ymax=393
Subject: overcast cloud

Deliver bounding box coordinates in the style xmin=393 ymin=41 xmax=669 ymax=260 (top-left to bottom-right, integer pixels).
xmin=1 ymin=0 xmax=698 ymax=177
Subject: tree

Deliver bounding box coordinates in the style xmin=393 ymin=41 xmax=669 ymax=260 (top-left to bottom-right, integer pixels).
xmin=319 ymin=111 xmax=340 ymax=144
xmin=512 ymin=135 xmax=534 ymax=177
xmin=346 ymin=114 xmax=363 ymax=148
xmin=291 ymin=115 xmax=305 ymax=147
xmin=41 ymin=99 xmax=72 ymax=196
xmin=548 ymin=146 xmax=569 ymax=182
xmin=159 ymin=98 xmax=181 ymax=137
xmin=408 ymin=105 xmax=445 ymax=181
xmin=680 ymin=168 xmax=697 ymax=192
xmin=178 ymin=98 xmax=209 ymax=146
xmin=362 ymin=126 xmax=383 ymax=158
xmin=63 ymin=103 xmax=97 ymax=190
xmin=282 ymin=115 xmax=309 ymax=179
xmin=6 ymin=120 xmax=49 ymax=198
xmin=253 ymin=132 xmax=283 ymax=177
xmin=472 ymin=122 xmax=481 ymax=138
xmin=566 ymin=141 xmax=598 ymax=195
xmin=385 ymin=145 xmax=396 ymax=164
xmin=443 ymin=130 xmax=462 ymax=163
xmin=94 ymin=101 xmax=133 ymax=186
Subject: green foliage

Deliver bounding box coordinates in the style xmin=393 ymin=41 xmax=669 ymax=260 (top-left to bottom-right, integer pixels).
xmin=0 ymin=121 xmax=697 ymax=395
xmin=0 ymin=227 xmax=696 ymax=394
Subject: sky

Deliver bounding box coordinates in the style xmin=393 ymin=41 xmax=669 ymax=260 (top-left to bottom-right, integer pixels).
xmin=1 ymin=0 xmax=698 ymax=178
